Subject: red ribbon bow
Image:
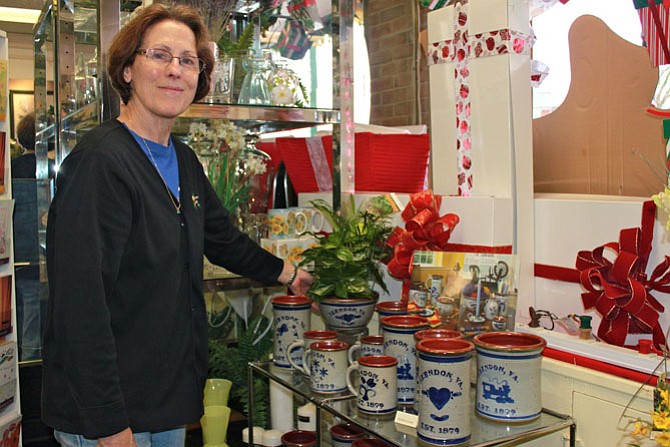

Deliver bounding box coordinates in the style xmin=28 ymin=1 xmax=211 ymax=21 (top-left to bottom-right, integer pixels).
xmin=386 ymin=190 xmax=460 ymax=280
xmin=576 ymin=201 xmax=670 ymax=350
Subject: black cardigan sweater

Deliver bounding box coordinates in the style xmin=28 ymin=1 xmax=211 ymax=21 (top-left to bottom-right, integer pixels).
xmin=42 ymin=119 xmax=284 ymax=438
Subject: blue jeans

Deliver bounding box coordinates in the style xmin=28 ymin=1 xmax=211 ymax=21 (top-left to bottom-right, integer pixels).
xmin=54 ymin=427 xmax=186 ymax=447
xmin=15 ymin=277 xmax=44 ymax=361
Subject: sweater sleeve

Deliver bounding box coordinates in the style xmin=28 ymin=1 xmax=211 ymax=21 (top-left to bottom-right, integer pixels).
xmin=46 ymin=143 xmax=133 ymax=437
xmin=198 ymin=163 xmax=284 ymax=283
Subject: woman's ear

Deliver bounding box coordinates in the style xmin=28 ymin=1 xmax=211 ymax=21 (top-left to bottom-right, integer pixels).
xmin=123 ymin=66 xmax=131 ymax=83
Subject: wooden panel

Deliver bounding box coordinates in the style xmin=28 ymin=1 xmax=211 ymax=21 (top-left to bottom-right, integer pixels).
xmin=533 ymin=15 xmax=665 ymax=197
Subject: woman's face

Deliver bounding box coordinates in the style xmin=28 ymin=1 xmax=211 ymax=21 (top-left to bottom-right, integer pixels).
xmin=123 ymin=19 xmax=199 ymax=120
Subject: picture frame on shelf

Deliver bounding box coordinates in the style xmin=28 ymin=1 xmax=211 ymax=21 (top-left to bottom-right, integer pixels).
xmin=8 ymin=90 xmax=32 ymax=141
xmin=0 ymin=60 xmax=7 ymax=122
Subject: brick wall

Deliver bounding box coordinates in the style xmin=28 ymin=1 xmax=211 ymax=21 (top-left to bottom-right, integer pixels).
xmin=365 ymin=0 xmax=430 ymax=128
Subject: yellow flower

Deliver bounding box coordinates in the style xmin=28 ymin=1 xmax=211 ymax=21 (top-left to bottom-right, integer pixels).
xmin=632 ymin=421 xmax=649 ymax=436
xmin=656 ymin=431 xmax=670 ymax=446
xmin=653 ymin=412 xmax=670 ymax=430
xmin=662 ymin=389 xmax=670 ymax=406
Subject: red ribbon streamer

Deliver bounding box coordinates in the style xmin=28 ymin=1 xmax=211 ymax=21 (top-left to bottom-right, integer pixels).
xmin=534 ymin=264 xmax=581 ymax=283
xmin=648 ymin=0 xmax=670 ymax=64
xmin=386 ymin=190 xmax=460 ymax=281
xmin=575 ymin=200 xmax=670 ymax=350
xmin=445 ymin=243 xmax=513 ymax=254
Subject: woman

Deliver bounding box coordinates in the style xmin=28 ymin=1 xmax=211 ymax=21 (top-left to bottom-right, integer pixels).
xmin=42 ymin=4 xmax=313 ymax=447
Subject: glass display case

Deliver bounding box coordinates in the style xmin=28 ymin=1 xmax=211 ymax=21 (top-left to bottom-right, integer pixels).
xmin=248 ymin=361 xmax=577 ymax=447
xmin=29 ymin=0 xmax=357 ymax=362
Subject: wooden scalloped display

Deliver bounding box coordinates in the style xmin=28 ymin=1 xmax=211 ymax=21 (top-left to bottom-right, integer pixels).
xmin=533 ymin=14 xmax=665 ymax=197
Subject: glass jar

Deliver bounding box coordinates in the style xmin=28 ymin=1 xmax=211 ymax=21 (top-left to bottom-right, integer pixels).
xmin=238 ymin=50 xmax=271 ymax=105
xmin=206 ymin=42 xmax=235 ymax=104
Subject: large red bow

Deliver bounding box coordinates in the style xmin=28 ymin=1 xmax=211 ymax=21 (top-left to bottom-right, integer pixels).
xmin=386 ymin=190 xmax=459 ymax=280
xmin=576 ymin=201 xmax=670 ymax=350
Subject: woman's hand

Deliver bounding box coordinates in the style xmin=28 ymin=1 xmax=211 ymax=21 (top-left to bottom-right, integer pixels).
xmin=97 ymin=428 xmax=136 ymax=447
xmin=278 ymin=261 xmax=314 ymax=296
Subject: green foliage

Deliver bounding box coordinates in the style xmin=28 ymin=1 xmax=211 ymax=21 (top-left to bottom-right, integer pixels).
xmin=207 ymin=307 xmax=236 ymax=341
xmin=208 ymin=315 xmax=273 ymax=427
xmin=300 ymin=196 xmax=394 ymax=301
xmin=208 ymin=153 xmax=250 ymax=212
xmin=217 ymin=23 xmax=255 ymax=58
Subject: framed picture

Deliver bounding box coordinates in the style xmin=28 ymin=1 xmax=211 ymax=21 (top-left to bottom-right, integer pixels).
xmin=8 ymin=90 xmax=34 ymax=141
xmin=410 ymin=250 xmax=518 ymax=337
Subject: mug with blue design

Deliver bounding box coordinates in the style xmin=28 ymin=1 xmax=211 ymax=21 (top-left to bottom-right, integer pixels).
xmin=416 ymin=338 xmax=474 ymax=446
xmin=473 ymin=332 xmax=546 ymax=422
xmin=287 ymin=329 xmax=338 ymax=374
xmin=302 ymin=339 xmax=349 ymax=394
xmin=346 ymin=355 xmax=398 ymax=418
xmin=347 ymin=335 xmax=384 ymax=364
xmin=380 ymin=315 xmax=430 ymax=406
xmin=271 ymin=295 xmax=312 ymax=368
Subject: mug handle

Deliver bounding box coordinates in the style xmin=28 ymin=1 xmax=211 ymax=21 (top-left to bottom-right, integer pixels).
xmin=294 ymin=212 xmax=308 ymax=236
xmin=425 ymin=276 xmax=433 ymax=289
xmin=310 ymin=210 xmax=325 ymax=233
xmin=302 ymin=348 xmax=313 ymax=377
xmin=345 ymin=362 xmax=360 ymax=396
xmin=348 ymin=341 xmax=361 ymax=365
xmin=287 ymin=340 xmax=307 ymax=374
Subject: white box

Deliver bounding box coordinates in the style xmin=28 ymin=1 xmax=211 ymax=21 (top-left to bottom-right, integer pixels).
xmin=533 ymin=193 xmax=670 ymax=345
xmin=427 ymin=0 xmax=532 ymax=198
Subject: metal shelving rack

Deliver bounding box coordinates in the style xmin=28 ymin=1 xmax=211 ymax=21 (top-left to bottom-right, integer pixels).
xmin=248 ymin=360 xmax=577 ymax=447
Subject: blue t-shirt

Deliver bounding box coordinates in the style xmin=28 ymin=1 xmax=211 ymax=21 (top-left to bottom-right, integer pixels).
xmin=127 ymin=127 xmax=180 ymax=200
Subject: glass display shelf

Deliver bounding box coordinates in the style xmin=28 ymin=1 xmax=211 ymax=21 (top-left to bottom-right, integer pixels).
xmin=176 ymin=103 xmax=340 ymax=134
xmin=248 ymin=360 xmax=576 ymax=447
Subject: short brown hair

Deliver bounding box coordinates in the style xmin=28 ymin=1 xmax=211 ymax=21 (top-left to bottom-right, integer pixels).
xmin=107 ymin=3 xmax=214 ymax=105
xmin=17 ymin=112 xmax=35 ymax=151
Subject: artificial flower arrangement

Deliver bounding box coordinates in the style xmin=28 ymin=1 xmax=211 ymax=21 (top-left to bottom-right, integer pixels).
xmin=626 ymin=372 xmax=670 ymax=446
xmin=187 ymin=120 xmax=268 ymax=213
xmin=653 ymin=187 xmax=670 ymax=230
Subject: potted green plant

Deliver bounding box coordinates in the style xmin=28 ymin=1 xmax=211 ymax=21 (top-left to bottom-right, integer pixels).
xmin=300 ymin=195 xmax=394 ymax=335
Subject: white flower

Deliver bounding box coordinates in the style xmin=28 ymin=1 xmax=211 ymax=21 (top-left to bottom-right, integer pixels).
xmin=653 ymin=186 xmax=670 ymax=230
xmin=270 ymin=85 xmax=294 ymax=106
xmin=246 ymin=153 xmax=268 ymax=176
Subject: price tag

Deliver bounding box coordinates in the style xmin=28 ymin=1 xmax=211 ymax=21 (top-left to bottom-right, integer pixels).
xmin=394 ymin=410 xmax=419 ymax=430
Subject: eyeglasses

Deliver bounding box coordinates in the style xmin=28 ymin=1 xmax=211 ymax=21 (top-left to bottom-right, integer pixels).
xmin=136 ymin=48 xmax=205 ymax=73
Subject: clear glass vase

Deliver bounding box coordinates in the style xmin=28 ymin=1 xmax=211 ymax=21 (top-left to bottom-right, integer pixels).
xmin=238 ymin=50 xmax=271 ymax=105
xmin=238 ymin=142 xmax=273 ymax=242
xmin=205 ymin=42 xmax=235 ymax=104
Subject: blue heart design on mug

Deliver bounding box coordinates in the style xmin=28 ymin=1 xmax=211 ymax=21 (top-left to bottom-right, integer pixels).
xmin=428 ymin=387 xmax=453 ymax=411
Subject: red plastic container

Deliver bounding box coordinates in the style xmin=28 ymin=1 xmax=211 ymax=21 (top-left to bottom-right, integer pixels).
xmin=276 ymin=132 xmax=430 ymax=194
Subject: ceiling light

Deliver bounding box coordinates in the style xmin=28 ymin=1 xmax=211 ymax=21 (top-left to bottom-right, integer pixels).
xmin=0 ymin=7 xmax=41 ymax=24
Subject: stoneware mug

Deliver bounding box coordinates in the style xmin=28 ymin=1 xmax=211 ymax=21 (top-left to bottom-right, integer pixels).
xmin=416 ymin=338 xmax=474 ymax=446
xmin=280 ymin=430 xmax=317 ymax=447
xmin=346 ymin=355 xmax=398 ymax=418
xmin=473 ymin=331 xmax=547 ymax=422
xmin=287 ymin=329 xmax=338 ymax=374
xmin=425 ymin=274 xmax=444 ymax=301
xmin=380 ymin=315 xmax=430 ymax=406
xmin=329 ymin=423 xmax=365 ymax=447
xmin=302 ymin=339 xmax=349 ymax=394
xmin=413 ymin=329 xmax=463 ymax=407
xmin=271 ymin=295 xmax=312 ymax=368
xmin=347 ymin=335 xmax=384 ymax=364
